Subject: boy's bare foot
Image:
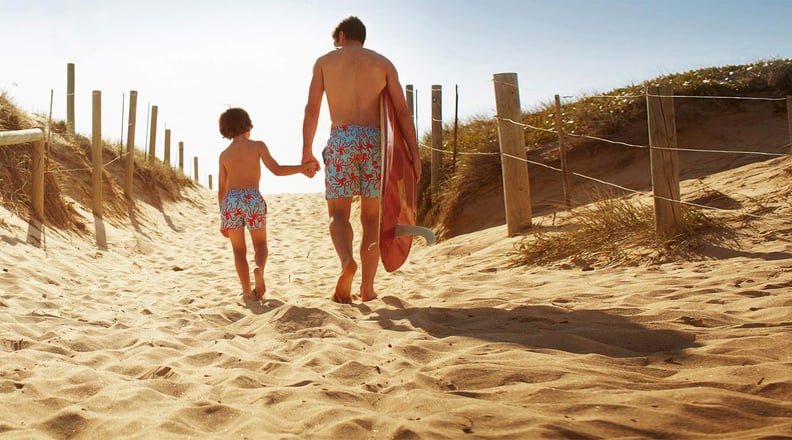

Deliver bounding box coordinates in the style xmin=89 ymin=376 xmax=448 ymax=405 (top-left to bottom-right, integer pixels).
xmin=331 ymin=260 xmax=357 ymax=304
xmin=253 ymin=268 xmax=266 ymax=300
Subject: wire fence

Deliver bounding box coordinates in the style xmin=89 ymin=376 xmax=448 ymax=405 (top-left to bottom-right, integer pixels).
xmin=1 ymin=142 xmax=131 ymax=174
xmin=417 ymin=90 xmax=792 ymax=226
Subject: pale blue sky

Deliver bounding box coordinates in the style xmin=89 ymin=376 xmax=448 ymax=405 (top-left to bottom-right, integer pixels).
xmin=2 ymin=0 xmax=790 ymax=194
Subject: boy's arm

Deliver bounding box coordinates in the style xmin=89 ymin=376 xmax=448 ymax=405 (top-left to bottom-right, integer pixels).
xmin=217 ymin=156 xmax=228 ymax=206
xmin=257 ymin=141 xmax=315 ymax=177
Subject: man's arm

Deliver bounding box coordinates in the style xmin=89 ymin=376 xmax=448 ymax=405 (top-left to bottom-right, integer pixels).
xmin=302 ymin=59 xmax=324 ymax=168
xmin=385 ymin=62 xmax=422 ymax=182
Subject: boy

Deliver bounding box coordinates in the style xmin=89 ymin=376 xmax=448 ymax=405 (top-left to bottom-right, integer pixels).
xmin=218 ymin=107 xmax=318 ymax=300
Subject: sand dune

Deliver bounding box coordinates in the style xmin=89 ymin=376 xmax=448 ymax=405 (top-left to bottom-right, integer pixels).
xmin=1 ymin=152 xmax=792 ymax=438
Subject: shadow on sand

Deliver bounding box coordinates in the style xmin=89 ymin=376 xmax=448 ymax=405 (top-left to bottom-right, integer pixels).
xmin=371 ymin=300 xmax=699 ymax=358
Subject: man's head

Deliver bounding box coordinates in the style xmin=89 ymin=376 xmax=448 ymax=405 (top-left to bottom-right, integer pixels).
xmin=219 ymin=107 xmax=253 ymax=139
xmin=333 ymin=16 xmax=366 ymax=45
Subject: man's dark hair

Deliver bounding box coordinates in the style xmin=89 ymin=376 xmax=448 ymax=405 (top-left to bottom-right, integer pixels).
xmin=219 ymin=107 xmax=253 ymax=139
xmin=333 ymin=16 xmax=366 ymax=44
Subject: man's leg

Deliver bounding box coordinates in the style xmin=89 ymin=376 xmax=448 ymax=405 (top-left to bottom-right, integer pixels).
xmin=327 ymin=197 xmax=356 ymax=303
xmin=248 ymin=228 xmax=268 ymax=300
xmin=359 ymin=197 xmax=380 ymax=302
xmin=227 ymin=229 xmax=251 ymax=295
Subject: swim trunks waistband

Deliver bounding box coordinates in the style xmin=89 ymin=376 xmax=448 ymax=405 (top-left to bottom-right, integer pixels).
xmin=331 ymin=124 xmax=379 ymax=132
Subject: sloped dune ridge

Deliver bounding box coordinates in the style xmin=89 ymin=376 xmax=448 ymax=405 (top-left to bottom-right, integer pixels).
xmin=1 ymin=148 xmax=791 ymax=439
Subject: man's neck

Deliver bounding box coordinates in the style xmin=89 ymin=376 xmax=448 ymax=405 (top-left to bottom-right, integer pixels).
xmin=339 ymin=41 xmax=363 ymax=48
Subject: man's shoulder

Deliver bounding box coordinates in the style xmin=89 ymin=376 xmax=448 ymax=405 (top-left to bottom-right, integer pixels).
xmin=319 ymin=47 xmax=390 ymax=64
xmin=316 ymin=49 xmax=338 ymax=63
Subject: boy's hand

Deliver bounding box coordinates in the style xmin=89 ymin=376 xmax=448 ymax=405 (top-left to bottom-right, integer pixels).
xmin=301 ymin=160 xmax=320 ymax=178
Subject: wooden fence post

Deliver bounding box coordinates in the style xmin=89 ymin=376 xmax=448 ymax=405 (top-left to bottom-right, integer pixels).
xmin=787 ymin=95 xmax=791 ymax=153
xmin=148 ymin=105 xmax=158 ymax=163
xmin=646 ymin=85 xmax=681 ymax=237
xmin=164 ymin=129 xmax=171 ymax=168
xmin=178 ymin=141 xmax=184 ymax=173
xmin=92 ymin=91 xmax=103 ymax=217
xmin=453 ymin=84 xmax=459 ymax=174
xmin=193 ymin=156 xmax=199 ymax=184
xmin=554 ymin=94 xmax=571 ymax=208
xmin=67 ymin=63 xmax=75 ymax=135
xmin=431 ymin=84 xmax=442 ymax=201
xmin=209 ymin=175 xmax=213 ymax=190
xmin=493 ymin=72 xmax=532 ymax=235
xmin=0 ymin=129 xmax=46 ymax=220
xmin=406 ymin=85 xmax=414 ymax=119
xmin=32 ymin=137 xmax=44 ymax=220
xmin=125 ymin=90 xmax=137 ymax=199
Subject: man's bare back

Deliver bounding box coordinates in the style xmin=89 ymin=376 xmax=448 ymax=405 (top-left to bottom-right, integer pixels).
xmin=317 ymin=45 xmax=388 ymax=127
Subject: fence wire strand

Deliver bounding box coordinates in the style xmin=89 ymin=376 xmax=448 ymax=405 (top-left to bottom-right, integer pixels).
xmin=423 ymin=90 xmax=791 ymax=225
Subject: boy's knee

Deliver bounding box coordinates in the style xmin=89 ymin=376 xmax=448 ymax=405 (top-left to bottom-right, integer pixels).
xmin=254 ymin=242 xmax=268 ymax=256
xmin=232 ymin=247 xmax=247 ymax=260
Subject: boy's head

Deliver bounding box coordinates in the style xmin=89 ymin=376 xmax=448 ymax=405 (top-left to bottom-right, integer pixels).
xmin=333 ymin=16 xmax=366 ymax=45
xmin=219 ymin=107 xmax=252 ymax=139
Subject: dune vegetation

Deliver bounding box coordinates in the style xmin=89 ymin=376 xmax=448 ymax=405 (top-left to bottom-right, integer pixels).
xmin=0 ymin=92 xmax=195 ymax=231
xmin=414 ymin=58 xmax=792 ymax=265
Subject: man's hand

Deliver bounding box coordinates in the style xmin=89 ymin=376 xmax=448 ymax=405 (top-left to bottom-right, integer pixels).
xmin=301 ymin=157 xmax=321 ymax=178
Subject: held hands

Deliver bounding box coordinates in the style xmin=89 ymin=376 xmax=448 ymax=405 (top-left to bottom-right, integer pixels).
xmin=301 ymin=156 xmax=321 ymax=178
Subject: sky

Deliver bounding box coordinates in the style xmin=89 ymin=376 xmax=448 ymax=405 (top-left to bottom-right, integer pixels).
xmin=2 ymin=0 xmax=790 ymax=195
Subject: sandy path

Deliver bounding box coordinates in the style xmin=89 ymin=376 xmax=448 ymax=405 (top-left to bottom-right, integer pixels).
xmin=1 ymin=159 xmax=791 ymax=438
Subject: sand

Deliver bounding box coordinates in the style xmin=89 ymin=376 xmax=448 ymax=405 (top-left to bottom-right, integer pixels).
xmin=1 ymin=153 xmax=792 ymax=439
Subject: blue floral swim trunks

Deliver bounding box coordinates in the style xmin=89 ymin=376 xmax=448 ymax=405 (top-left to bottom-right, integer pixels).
xmin=220 ymin=189 xmax=267 ymax=233
xmin=322 ymin=125 xmax=382 ymax=199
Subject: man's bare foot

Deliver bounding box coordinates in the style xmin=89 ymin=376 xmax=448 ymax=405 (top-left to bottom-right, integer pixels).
xmin=360 ymin=289 xmax=378 ymax=302
xmin=253 ymin=268 xmax=266 ymax=300
xmin=331 ymin=260 xmax=357 ymax=304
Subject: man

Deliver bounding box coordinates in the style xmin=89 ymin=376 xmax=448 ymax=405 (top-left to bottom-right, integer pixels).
xmin=302 ymin=16 xmax=421 ymax=304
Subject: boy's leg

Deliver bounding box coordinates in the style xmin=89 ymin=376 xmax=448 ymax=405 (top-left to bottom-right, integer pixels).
xmin=248 ymin=227 xmax=268 ymax=300
xmin=359 ymin=197 xmax=380 ymax=302
xmin=227 ymin=229 xmax=251 ymax=295
xmin=327 ymin=197 xmax=356 ymax=303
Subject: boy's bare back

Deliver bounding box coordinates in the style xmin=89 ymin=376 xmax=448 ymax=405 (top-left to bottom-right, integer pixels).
xmin=219 ymin=138 xmax=267 ymax=190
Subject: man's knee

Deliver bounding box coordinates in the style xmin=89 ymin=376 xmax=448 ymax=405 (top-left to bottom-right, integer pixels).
xmin=359 ymin=204 xmax=380 ymax=227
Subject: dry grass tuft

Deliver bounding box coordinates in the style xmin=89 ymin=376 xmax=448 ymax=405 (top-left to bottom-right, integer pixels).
xmin=512 ymin=190 xmax=731 ymax=268
xmin=0 ymin=92 xmax=30 ymax=131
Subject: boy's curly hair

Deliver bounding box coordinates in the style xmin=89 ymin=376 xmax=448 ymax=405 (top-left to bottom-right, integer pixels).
xmin=219 ymin=107 xmax=253 ymax=139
